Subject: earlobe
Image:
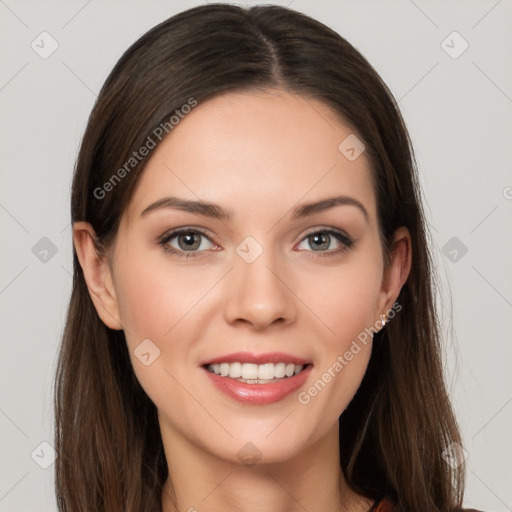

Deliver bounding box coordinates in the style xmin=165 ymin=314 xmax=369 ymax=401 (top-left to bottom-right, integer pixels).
xmin=72 ymin=221 xmax=123 ymax=330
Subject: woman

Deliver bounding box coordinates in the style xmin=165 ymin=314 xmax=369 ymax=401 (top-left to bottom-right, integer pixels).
xmin=54 ymin=4 xmax=481 ymax=511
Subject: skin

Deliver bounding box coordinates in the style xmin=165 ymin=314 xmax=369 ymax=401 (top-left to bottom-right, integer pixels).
xmin=73 ymin=89 xmax=411 ymax=512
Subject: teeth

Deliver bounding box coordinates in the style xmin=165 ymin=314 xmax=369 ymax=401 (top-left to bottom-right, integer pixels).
xmin=207 ymin=362 xmax=306 ymax=380
xmin=242 ymin=363 xmax=258 ymax=380
xmin=258 ymin=363 xmax=274 ymax=380
xmin=229 ymin=362 xmax=242 ymax=378
xmin=274 ymin=362 xmax=286 ymax=378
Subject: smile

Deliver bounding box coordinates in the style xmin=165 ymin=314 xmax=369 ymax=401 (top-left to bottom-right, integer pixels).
xmin=206 ymin=362 xmax=306 ymax=383
xmin=201 ymin=352 xmax=313 ymax=405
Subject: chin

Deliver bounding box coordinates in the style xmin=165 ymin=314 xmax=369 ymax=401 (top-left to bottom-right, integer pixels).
xmin=208 ymin=419 xmax=320 ymax=467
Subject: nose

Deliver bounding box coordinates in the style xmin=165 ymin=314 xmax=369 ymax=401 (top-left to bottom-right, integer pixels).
xmin=223 ymin=247 xmax=297 ymax=331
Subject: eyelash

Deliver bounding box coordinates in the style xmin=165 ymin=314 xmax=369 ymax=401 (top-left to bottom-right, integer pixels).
xmin=157 ymin=227 xmax=355 ymax=259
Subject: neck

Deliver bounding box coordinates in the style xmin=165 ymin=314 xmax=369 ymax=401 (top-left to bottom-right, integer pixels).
xmin=160 ymin=419 xmax=372 ymax=512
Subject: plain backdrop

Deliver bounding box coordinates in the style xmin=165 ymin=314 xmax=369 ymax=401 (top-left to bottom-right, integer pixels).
xmin=1 ymin=1 xmax=511 ymax=511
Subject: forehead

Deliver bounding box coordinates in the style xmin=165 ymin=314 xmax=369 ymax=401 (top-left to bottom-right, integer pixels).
xmin=123 ymin=89 xmax=376 ymax=228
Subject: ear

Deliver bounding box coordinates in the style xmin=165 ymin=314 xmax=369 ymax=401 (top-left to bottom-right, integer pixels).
xmin=72 ymin=221 xmax=123 ymax=330
xmin=376 ymin=226 xmax=412 ymax=325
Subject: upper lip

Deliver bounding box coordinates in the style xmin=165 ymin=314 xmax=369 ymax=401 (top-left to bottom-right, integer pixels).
xmin=200 ymin=351 xmax=312 ymax=366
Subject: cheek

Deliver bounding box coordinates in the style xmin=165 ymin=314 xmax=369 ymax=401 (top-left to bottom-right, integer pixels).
xmin=296 ymin=255 xmax=382 ymax=348
xmin=113 ymin=252 xmax=218 ymax=408
xmin=292 ymin=251 xmax=381 ymax=416
xmin=115 ymin=250 xmax=215 ymax=344
xmin=113 ymin=247 xmax=227 ymax=396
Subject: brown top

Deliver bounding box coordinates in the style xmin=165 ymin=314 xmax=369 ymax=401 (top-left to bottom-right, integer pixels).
xmin=369 ymin=497 xmax=395 ymax=512
xmin=370 ymin=497 xmax=484 ymax=512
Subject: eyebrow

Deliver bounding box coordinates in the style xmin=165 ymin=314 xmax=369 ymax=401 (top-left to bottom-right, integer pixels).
xmin=139 ymin=194 xmax=369 ymax=223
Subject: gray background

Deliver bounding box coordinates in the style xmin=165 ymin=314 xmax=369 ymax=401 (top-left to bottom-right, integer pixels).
xmin=1 ymin=0 xmax=511 ymax=510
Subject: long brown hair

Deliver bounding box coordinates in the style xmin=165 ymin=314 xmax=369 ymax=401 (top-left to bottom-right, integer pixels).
xmin=54 ymin=4 xmax=465 ymax=511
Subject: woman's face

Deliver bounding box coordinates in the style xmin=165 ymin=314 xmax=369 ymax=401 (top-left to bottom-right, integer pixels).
xmin=84 ymin=89 xmax=406 ymax=465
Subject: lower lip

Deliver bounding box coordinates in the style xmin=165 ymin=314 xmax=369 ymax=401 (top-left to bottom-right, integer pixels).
xmin=203 ymin=365 xmax=312 ymax=405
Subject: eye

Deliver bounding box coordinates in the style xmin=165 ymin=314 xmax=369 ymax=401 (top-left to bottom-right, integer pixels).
xmin=158 ymin=227 xmax=355 ymax=259
xmin=296 ymin=229 xmax=354 ymax=256
xmin=158 ymin=228 xmax=216 ymax=258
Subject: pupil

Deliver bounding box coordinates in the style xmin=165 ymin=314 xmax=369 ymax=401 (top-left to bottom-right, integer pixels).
xmin=311 ymin=233 xmax=329 ymax=251
xmin=180 ymin=233 xmax=199 ymax=250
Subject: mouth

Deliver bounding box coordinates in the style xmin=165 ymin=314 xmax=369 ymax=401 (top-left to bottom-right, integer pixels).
xmin=204 ymin=361 xmax=311 ymax=384
xmin=200 ymin=352 xmax=313 ymax=405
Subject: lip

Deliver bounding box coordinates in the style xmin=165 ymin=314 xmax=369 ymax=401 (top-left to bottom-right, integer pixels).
xmin=200 ymin=351 xmax=312 ymax=366
xmin=203 ymin=364 xmax=313 ymax=405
